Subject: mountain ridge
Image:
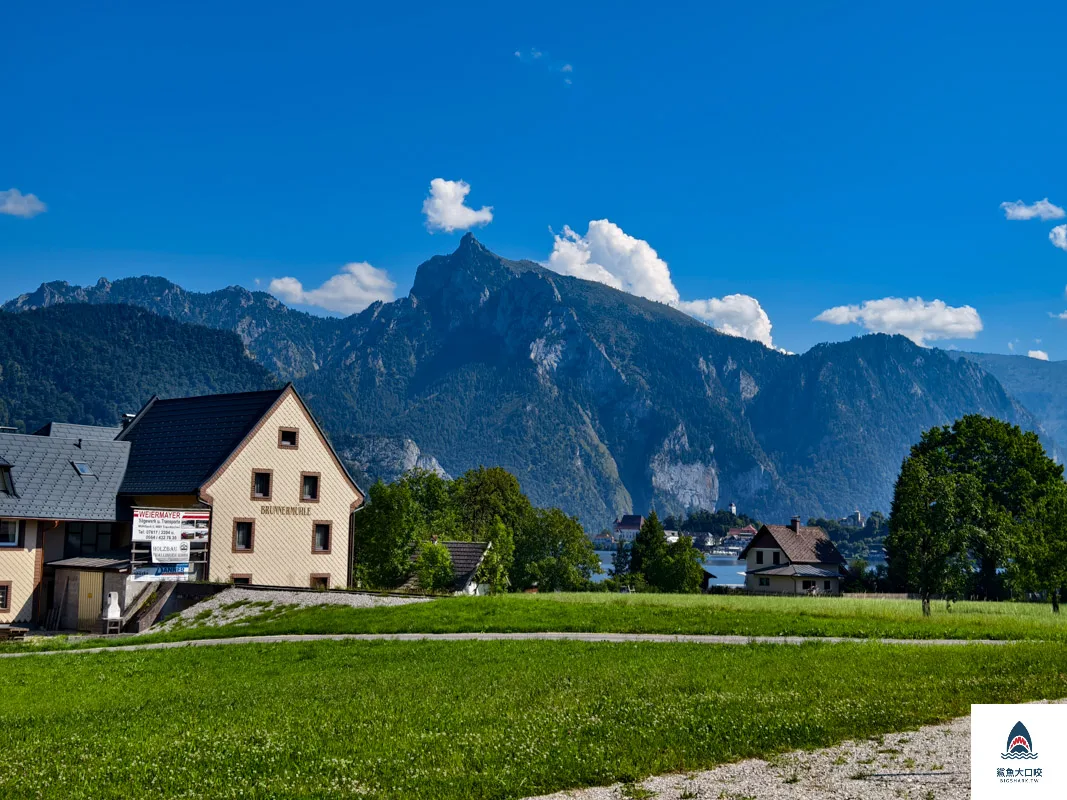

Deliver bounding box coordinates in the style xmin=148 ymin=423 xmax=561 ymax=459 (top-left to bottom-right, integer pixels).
xmin=2 ymin=236 xmax=1055 ymax=529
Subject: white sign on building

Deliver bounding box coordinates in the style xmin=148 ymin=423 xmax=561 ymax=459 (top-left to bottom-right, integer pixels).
xmin=132 ymin=508 xmax=210 ymax=543
xmin=150 ymin=540 xmax=191 ymax=564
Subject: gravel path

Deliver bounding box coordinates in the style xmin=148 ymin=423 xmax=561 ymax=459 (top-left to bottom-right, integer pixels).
xmin=523 ymin=700 xmax=1067 ymax=800
xmin=155 ymin=586 xmax=429 ymax=631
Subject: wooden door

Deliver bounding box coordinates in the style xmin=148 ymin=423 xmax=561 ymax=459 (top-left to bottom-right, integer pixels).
xmin=77 ymin=571 xmax=103 ymax=631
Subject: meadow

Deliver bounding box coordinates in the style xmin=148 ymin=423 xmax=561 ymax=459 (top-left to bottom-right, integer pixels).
xmin=2 ymin=639 xmax=1067 ymax=799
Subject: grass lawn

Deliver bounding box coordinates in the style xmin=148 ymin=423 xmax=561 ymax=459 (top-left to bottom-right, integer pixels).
xmin=4 ymin=592 xmax=1066 ymax=655
xmin=2 ymin=640 xmax=1067 ymax=799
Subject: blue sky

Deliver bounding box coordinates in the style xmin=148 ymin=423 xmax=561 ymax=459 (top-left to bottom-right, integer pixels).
xmin=3 ymin=1 xmax=1067 ymax=357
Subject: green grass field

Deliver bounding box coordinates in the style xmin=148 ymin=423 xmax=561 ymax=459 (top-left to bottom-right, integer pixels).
xmin=2 ymin=639 xmax=1066 ymax=799
xmin=4 ymin=592 xmax=1066 ymax=655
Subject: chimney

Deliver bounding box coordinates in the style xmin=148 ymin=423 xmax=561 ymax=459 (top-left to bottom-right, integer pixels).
xmin=790 ymin=516 xmax=801 ymax=532
xmin=121 ymin=413 xmax=136 ymax=429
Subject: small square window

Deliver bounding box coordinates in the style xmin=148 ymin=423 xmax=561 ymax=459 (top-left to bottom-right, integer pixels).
xmin=758 ymin=577 xmax=770 ymax=587
xmin=313 ymin=522 xmax=331 ymax=553
xmin=302 ymin=474 xmax=320 ymax=501
xmin=232 ymin=575 xmax=251 ymax=586
xmin=310 ymin=575 xmax=329 ymax=590
xmin=252 ymin=471 xmax=272 ymax=499
xmin=233 ymin=520 xmax=254 ymax=552
xmin=278 ymin=428 xmax=299 ymax=448
xmin=72 ymin=461 xmax=94 ymax=477
xmin=0 ymin=520 xmax=18 ymax=547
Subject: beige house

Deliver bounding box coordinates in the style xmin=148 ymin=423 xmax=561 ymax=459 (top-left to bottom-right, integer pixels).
xmin=117 ymin=384 xmax=365 ymax=589
xmin=739 ymin=517 xmax=846 ymax=595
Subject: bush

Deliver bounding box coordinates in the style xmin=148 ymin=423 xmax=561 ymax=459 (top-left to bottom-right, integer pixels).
xmin=415 ymin=542 xmax=455 ymax=594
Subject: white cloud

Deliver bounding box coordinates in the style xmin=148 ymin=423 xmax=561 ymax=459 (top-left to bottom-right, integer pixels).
xmin=422 ymin=178 xmax=493 ymax=233
xmin=1028 ymin=350 xmax=1050 ymax=361
xmin=549 ymin=221 xmax=679 ymax=303
xmin=1050 ymin=224 xmax=1067 ymax=251
xmin=0 ymin=188 xmax=47 ymax=218
xmin=1000 ymin=198 xmax=1066 ymax=221
xmin=268 ymin=262 xmax=396 ymax=315
xmin=1051 ymin=311 xmax=1067 ymax=320
xmin=545 ymin=219 xmax=781 ymax=349
xmin=676 ymin=295 xmax=775 ymax=349
xmin=814 ymin=297 xmax=982 ymax=346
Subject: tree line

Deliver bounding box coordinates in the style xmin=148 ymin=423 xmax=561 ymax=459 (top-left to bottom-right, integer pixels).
xmin=352 ymin=466 xmax=602 ymax=593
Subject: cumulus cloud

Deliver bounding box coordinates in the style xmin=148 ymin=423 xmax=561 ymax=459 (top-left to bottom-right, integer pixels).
xmin=1028 ymin=350 xmax=1050 ymax=361
xmin=1050 ymin=224 xmax=1067 ymax=251
xmin=1000 ymin=198 xmax=1066 ymax=221
xmin=814 ymin=297 xmax=982 ymax=346
xmin=422 ymin=178 xmax=493 ymax=233
xmin=545 ymin=220 xmax=780 ymax=349
xmin=0 ymin=188 xmax=47 ymax=218
xmin=268 ymin=262 xmax=396 ymax=315
xmin=676 ymin=295 xmax=775 ymax=349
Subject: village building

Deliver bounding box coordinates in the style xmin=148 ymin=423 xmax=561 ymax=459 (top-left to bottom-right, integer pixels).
xmin=739 ymin=517 xmax=846 ymax=595
xmin=0 ymin=427 xmax=132 ymax=627
xmin=612 ymin=514 xmax=644 ymax=543
xmin=403 ymin=540 xmax=492 ymax=595
xmin=0 ymin=384 xmax=364 ymax=631
xmin=591 ymin=530 xmax=615 ymax=549
xmin=116 ymin=384 xmax=364 ymax=590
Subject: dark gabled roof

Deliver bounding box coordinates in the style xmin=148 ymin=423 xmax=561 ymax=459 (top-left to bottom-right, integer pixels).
xmin=34 ymin=422 xmax=121 ymax=441
xmin=616 ymin=515 xmax=644 ymax=528
xmin=747 ymin=564 xmax=843 ymax=578
xmin=116 ymin=387 xmax=287 ymax=494
xmin=739 ymin=524 xmax=846 ymax=566
xmin=405 ymin=540 xmax=491 ymax=592
xmin=0 ymin=433 xmax=130 ymax=521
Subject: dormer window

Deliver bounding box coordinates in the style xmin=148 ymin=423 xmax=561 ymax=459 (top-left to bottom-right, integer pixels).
xmin=72 ymin=461 xmax=94 ymax=477
xmin=0 ymin=465 xmax=15 ymax=496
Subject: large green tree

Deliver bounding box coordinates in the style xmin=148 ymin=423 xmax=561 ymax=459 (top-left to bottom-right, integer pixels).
xmin=1010 ymin=488 xmax=1067 ymax=612
xmin=511 ymin=508 xmax=601 ymax=591
xmin=630 ymin=511 xmax=667 ymax=578
xmin=352 ymin=480 xmax=424 ymax=589
xmin=886 ymin=454 xmax=975 ymax=615
xmin=886 ymin=415 xmax=1065 ymax=609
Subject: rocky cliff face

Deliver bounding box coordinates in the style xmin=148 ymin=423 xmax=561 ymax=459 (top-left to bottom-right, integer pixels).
xmin=3 ymin=234 xmax=1050 ymax=529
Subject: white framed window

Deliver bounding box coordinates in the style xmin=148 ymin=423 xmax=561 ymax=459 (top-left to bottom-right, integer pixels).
xmin=0 ymin=520 xmax=18 ymax=548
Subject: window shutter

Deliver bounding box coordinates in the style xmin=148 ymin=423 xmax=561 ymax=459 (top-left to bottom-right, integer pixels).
xmin=17 ymin=519 xmax=26 ymax=548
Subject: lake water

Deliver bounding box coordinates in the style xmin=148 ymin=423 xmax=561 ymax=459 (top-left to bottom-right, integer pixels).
xmin=593 ymin=551 xmax=746 ymax=587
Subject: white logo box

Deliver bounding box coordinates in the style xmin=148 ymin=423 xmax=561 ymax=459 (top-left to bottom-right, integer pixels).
xmin=971 ymin=704 xmax=1066 ymax=799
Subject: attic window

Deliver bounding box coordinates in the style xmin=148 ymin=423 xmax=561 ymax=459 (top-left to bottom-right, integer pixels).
xmin=72 ymin=461 xmax=94 ymax=477
xmin=0 ymin=466 xmax=15 ymax=496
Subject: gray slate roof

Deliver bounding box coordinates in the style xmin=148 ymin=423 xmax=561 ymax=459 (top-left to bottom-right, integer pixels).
xmin=0 ymin=433 xmax=130 ymax=521
xmin=34 ymin=422 xmax=122 ymax=441
xmin=747 ymin=564 xmax=843 ymax=578
xmin=116 ymin=387 xmax=286 ymax=494
xmin=404 ymin=540 xmax=491 ymax=592
xmin=47 ymin=556 xmax=130 ymax=570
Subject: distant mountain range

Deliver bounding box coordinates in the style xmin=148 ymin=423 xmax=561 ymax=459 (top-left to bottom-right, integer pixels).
xmin=3 ymin=234 xmax=1061 ymax=529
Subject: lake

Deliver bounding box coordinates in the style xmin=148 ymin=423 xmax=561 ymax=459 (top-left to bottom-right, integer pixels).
xmin=593 ymin=551 xmax=746 ymax=587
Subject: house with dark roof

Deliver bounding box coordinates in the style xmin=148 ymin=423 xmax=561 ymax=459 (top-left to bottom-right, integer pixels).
xmin=738 ymin=517 xmax=846 ymax=595
xmin=613 ymin=514 xmax=645 ymax=543
xmin=403 ymin=540 xmax=492 ymax=595
xmin=0 ymin=429 xmax=132 ymax=626
xmin=116 ymin=383 xmax=364 ymax=591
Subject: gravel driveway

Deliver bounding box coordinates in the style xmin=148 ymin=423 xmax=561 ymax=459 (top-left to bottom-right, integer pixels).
xmin=524 ymin=700 xmax=1066 ymax=800
xmin=156 ymin=586 xmax=430 ymax=630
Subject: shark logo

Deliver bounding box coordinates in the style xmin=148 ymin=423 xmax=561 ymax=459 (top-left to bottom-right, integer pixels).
xmin=1002 ymin=721 xmax=1038 ymax=760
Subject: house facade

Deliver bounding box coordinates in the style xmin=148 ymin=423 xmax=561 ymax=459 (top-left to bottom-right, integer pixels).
xmin=117 ymin=384 xmax=364 ymax=589
xmin=739 ymin=517 xmax=846 ymax=595
xmin=0 ymin=428 xmax=133 ymax=626
xmin=613 ymin=515 xmax=644 ymax=543
xmin=1 ymin=384 xmax=365 ymax=630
